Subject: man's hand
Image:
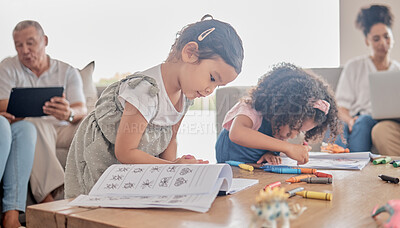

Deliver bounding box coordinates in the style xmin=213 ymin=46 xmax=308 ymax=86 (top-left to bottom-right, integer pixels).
xmin=43 ymin=93 xmax=71 ymax=121
xmin=0 ymin=112 xmax=15 ymax=123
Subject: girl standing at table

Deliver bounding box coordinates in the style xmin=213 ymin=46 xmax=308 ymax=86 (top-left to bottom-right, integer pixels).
xmin=65 ymin=15 xmax=244 ymax=197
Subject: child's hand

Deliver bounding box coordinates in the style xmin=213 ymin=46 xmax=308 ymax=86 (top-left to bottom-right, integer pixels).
xmin=257 ymin=153 xmax=282 ymax=165
xmin=284 ymin=144 xmax=311 ymax=165
xmin=173 ymin=155 xmax=209 ymax=164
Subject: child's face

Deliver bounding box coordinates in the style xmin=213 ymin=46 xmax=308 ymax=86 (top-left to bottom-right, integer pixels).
xmin=180 ymin=57 xmax=238 ymax=100
xmin=274 ymin=119 xmax=317 ymax=141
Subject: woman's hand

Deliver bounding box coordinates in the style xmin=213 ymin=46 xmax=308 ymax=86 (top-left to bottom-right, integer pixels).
xmin=257 ymin=153 xmax=282 ymax=165
xmin=173 ymin=155 xmax=209 ymax=164
xmin=284 ymin=144 xmax=311 ymax=165
xmin=348 ymin=116 xmax=359 ymax=133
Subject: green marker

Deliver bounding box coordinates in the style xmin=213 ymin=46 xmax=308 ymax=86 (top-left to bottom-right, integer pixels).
xmin=381 ymin=157 xmax=392 ymax=164
xmin=393 ymin=161 xmax=400 ymax=168
xmin=373 ymin=158 xmax=385 ymax=165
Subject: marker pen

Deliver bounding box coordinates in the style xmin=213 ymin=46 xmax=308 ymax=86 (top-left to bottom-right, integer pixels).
xmin=381 ymin=157 xmax=392 ymax=164
xmin=373 ymin=158 xmax=385 ymax=165
xmin=378 ymin=174 xmax=399 ymax=184
xmin=392 ymin=161 xmax=400 ymax=168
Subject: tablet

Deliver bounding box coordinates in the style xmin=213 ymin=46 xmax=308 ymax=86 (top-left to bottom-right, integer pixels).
xmin=6 ymin=87 xmax=64 ymax=117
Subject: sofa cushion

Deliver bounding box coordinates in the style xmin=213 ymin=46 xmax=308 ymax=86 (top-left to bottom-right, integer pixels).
xmin=79 ymin=61 xmax=97 ymax=113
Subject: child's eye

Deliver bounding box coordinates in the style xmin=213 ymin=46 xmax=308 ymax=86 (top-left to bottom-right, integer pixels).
xmin=210 ymin=74 xmax=215 ymax=82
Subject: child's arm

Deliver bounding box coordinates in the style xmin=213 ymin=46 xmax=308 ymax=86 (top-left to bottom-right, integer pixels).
xmin=229 ymin=115 xmax=310 ymax=164
xmin=115 ymin=103 xmax=205 ymax=164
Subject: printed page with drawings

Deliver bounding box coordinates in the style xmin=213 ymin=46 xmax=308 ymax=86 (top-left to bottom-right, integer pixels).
xmin=69 ymin=163 xmax=233 ymax=212
xmin=276 ymin=152 xmax=372 ymax=170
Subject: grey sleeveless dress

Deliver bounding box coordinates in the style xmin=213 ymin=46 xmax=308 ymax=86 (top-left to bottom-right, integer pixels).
xmin=64 ymin=74 xmax=192 ymax=198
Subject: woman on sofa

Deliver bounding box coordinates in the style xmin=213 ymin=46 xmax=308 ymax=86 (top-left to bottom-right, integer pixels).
xmin=335 ymin=4 xmax=400 ymax=152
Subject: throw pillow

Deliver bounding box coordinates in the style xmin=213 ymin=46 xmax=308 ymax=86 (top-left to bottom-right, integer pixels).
xmin=79 ymin=61 xmax=98 ymax=113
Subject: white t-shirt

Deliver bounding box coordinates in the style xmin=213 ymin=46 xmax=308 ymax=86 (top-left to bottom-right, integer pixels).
xmin=0 ymin=55 xmax=86 ymax=124
xmin=118 ymin=64 xmax=187 ymax=126
xmin=336 ymin=55 xmax=400 ymax=116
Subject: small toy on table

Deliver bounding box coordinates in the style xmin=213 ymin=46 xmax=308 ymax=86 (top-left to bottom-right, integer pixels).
xmin=320 ymin=142 xmax=350 ymax=153
xmin=250 ymin=187 xmax=306 ymax=228
xmin=372 ymin=200 xmax=400 ymax=228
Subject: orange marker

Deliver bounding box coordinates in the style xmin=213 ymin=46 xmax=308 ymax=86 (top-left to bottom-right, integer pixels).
xmin=314 ymin=172 xmax=333 ymax=178
xmin=285 ymin=174 xmax=316 ymax=183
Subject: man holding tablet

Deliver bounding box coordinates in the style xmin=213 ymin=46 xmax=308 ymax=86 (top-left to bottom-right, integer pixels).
xmin=0 ymin=20 xmax=87 ymax=206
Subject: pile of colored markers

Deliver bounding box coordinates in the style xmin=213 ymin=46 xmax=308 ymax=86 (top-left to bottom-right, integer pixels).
xmin=261 ymin=165 xmax=333 ymax=201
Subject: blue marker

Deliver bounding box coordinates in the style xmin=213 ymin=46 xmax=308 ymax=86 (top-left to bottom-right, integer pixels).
xmin=264 ymin=167 xmax=302 ymax=174
xmin=225 ymin=160 xmax=244 ymax=167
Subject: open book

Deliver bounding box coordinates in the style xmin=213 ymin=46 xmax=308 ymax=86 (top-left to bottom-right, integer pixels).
xmin=69 ymin=163 xmax=235 ymax=212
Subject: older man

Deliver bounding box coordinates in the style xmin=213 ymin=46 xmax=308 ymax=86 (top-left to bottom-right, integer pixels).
xmin=0 ymin=20 xmax=87 ymax=203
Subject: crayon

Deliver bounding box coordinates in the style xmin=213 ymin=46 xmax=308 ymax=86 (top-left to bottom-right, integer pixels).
xmin=264 ymin=167 xmax=301 ymax=174
xmin=264 ymin=181 xmax=281 ymax=190
xmin=314 ymin=172 xmax=333 ymax=178
xmin=285 ymin=174 xmax=316 ymax=183
xmin=238 ymin=163 xmax=254 ymax=172
xmin=286 ymin=187 xmax=304 ymax=198
xmin=225 ymin=160 xmax=244 ymax=167
xmin=300 ymin=177 xmax=333 ymax=184
xmin=393 ymin=161 xmax=400 ymax=168
xmin=296 ymin=191 xmax=332 ymax=201
xmin=296 ymin=168 xmax=317 ymax=174
xmin=260 ymin=165 xmax=292 ymax=169
xmin=378 ymin=174 xmax=399 ymax=184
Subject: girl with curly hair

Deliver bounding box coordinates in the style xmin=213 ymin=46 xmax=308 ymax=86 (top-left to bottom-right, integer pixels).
xmin=216 ymin=63 xmax=341 ymax=165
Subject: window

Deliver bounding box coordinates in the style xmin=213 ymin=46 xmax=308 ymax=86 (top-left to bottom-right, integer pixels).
xmin=0 ymin=0 xmax=339 ymax=163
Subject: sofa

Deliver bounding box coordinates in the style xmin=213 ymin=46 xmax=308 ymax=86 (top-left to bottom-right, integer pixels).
xmin=215 ymin=67 xmax=345 ymax=152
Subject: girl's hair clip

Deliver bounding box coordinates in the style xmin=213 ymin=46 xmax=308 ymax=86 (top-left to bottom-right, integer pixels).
xmin=198 ymin=27 xmax=215 ymax=41
xmin=313 ymin=99 xmax=330 ymax=115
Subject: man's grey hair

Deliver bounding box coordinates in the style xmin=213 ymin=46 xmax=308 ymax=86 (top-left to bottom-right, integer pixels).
xmin=13 ymin=20 xmax=45 ymax=36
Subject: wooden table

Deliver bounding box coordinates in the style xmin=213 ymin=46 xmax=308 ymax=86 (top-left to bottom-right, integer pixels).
xmin=27 ymin=161 xmax=400 ymax=228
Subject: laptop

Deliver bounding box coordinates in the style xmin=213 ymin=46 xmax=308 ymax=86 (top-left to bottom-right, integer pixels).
xmin=369 ymin=71 xmax=400 ymax=120
xmin=6 ymin=87 xmax=64 ymax=117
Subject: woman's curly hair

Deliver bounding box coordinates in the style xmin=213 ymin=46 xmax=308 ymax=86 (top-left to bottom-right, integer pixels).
xmin=356 ymin=4 xmax=393 ymax=37
xmin=248 ymin=62 xmax=342 ymax=143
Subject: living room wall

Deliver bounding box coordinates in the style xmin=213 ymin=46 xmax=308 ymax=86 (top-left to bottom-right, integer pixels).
xmin=340 ymin=0 xmax=400 ymax=65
